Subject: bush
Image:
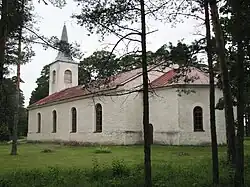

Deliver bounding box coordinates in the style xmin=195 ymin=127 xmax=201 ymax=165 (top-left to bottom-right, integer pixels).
xmin=41 ymin=148 xmax=54 ymax=153
xmin=0 ymin=124 xmax=10 ymax=141
xmin=111 ymin=159 xmax=130 ymax=177
xmin=94 ymin=146 xmax=112 ymax=154
xmin=0 ymin=157 xmax=250 ymax=187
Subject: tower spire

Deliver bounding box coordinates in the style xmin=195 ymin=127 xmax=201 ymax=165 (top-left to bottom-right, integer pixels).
xmin=61 ymin=24 xmax=68 ymax=42
xmin=54 ymin=24 xmax=73 ymax=62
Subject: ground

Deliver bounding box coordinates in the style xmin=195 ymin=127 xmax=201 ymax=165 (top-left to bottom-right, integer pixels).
xmin=1 ymin=139 xmax=250 ymax=174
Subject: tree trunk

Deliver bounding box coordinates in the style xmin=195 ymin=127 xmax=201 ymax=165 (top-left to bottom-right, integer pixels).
xmin=247 ymin=107 xmax=250 ymax=136
xmin=234 ymin=32 xmax=245 ymax=187
xmin=245 ymin=111 xmax=248 ymax=136
xmin=209 ymin=0 xmax=236 ymax=166
xmin=11 ymin=25 xmax=22 ymax=155
xmin=10 ymin=0 xmax=25 ymax=155
xmin=204 ymin=1 xmax=219 ymax=184
xmin=232 ymin=0 xmax=245 ymax=185
xmin=0 ymin=0 xmax=8 ymax=129
xmin=140 ymin=0 xmax=152 ymax=186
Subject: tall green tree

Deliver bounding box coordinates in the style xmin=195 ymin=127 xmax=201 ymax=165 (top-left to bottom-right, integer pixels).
xmin=209 ymin=0 xmax=236 ymax=166
xmin=219 ymin=1 xmax=250 ymax=184
xmin=0 ymin=77 xmax=26 ymax=141
xmin=79 ymin=50 xmax=119 ymax=83
xmin=204 ymin=0 xmax=219 ymax=184
xmin=226 ymin=0 xmax=249 ymax=185
xmin=29 ymin=65 xmax=49 ymax=105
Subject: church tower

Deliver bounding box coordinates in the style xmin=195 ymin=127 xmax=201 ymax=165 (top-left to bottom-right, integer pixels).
xmin=49 ymin=24 xmax=78 ymax=95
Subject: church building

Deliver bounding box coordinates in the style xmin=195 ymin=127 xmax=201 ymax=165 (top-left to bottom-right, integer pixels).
xmin=27 ymin=25 xmax=227 ymax=145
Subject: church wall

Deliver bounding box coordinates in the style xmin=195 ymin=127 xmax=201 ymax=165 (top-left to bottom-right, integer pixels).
xmin=27 ymin=92 xmax=143 ymax=145
xmin=177 ymin=86 xmax=227 ymax=145
xmin=148 ymin=88 xmax=179 ymax=145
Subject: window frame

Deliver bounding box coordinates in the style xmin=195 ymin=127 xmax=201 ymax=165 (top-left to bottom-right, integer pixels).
xmin=64 ymin=69 xmax=72 ymax=83
xmin=52 ymin=70 xmax=56 ymax=84
xmin=52 ymin=110 xmax=57 ymax=133
xmin=95 ymin=103 xmax=102 ymax=133
xmin=193 ymin=106 xmax=204 ymax=132
xmin=37 ymin=113 xmax=41 ymax=133
xmin=71 ymin=107 xmax=77 ymax=133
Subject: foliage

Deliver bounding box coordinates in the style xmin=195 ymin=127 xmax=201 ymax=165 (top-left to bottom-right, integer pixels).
xmin=94 ymin=146 xmax=112 ymax=154
xmin=29 ymin=65 xmax=49 ymax=105
xmin=218 ymin=1 xmax=250 ymax=111
xmin=0 ymin=123 xmax=9 ymax=141
xmin=0 ymin=156 xmax=250 ymax=187
xmin=111 ymin=159 xmax=130 ymax=177
xmin=41 ymin=148 xmax=54 ymax=153
xmin=0 ymin=77 xmax=27 ymax=139
xmin=78 ymin=50 xmax=119 ymax=84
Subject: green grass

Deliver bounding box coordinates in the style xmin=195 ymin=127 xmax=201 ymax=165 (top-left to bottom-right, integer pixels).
xmin=0 ymin=141 xmax=250 ymax=186
xmin=0 ymin=141 xmax=249 ymax=174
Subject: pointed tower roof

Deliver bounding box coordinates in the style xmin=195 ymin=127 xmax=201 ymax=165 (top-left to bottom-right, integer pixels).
xmin=54 ymin=24 xmax=74 ymax=63
xmin=61 ymin=24 xmax=68 ymax=42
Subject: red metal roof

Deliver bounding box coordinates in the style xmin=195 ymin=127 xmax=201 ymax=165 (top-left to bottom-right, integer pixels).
xmin=34 ymin=86 xmax=89 ymax=106
xmin=29 ymin=68 xmax=144 ymax=108
xmin=150 ymin=69 xmax=176 ymax=88
xmin=151 ymin=67 xmax=210 ymax=88
xmin=29 ymin=67 xmax=210 ymax=108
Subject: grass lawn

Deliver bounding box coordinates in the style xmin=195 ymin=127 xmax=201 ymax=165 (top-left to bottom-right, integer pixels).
xmin=0 ymin=139 xmax=249 ymax=174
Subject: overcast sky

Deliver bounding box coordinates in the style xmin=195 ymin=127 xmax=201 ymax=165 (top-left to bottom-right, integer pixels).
xmin=12 ymin=0 xmax=202 ymax=107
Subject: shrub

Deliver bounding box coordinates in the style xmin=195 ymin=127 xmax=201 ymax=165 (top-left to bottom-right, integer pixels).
xmin=0 ymin=156 xmax=250 ymax=187
xmin=111 ymin=159 xmax=130 ymax=177
xmin=94 ymin=146 xmax=112 ymax=154
xmin=41 ymin=148 xmax=54 ymax=153
xmin=175 ymin=151 xmax=190 ymax=156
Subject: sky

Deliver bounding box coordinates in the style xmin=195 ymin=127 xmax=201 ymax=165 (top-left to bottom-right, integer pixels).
xmin=12 ymin=0 xmax=202 ymax=107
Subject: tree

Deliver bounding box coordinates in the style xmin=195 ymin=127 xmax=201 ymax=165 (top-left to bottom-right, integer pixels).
xmin=227 ymin=0 xmax=248 ymax=185
xmin=0 ymin=77 xmax=26 ymax=141
xmin=204 ymin=0 xmax=219 ymax=184
xmin=209 ymin=0 xmax=236 ymax=166
xmin=139 ymin=0 xmax=152 ymax=185
xmin=29 ymin=65 xmax=49 ymax=105
xmin=11 ymin=0 xmax=25 ymax=156
xmin=73 ymin=0 xmax=171 ymax=185
xmin=79 ymin=50 xmax=119 ymax=84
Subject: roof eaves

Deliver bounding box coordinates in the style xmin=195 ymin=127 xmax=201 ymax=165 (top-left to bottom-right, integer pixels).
xmin=27 ymin=86 xmax=119 ymax=110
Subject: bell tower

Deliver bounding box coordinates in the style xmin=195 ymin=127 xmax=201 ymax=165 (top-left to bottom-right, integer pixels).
xmin=49 ymin=24 xmax=79 ymax=95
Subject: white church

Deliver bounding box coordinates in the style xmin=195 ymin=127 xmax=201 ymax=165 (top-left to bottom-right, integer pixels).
xmin=27 ymin=25 xmax=227 ymax=145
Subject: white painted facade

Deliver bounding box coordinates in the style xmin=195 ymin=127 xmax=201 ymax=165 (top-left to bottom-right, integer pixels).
xmin=27 ymin=84 xmax=227 ymax=145
xmin=27 ymin=25 xmax=227 ymax=145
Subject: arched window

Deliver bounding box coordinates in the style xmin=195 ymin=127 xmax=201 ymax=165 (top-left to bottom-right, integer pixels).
xmin=193 ymin=106 xmax=203 ymax=132
xmin=95 ymin=103 xmax=102 ymax=132
xmin=52 ymin=110 xmax=57 ymax=133
xmin=37 ymin=113 xmax=41 ymax=133
xmin=64 ymin=70 xmax=72 ymax=83
xmin=71 ymin=107 xmax=77 ymax=133
xmin=52 ymin=70 xmax=56 ymax=84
